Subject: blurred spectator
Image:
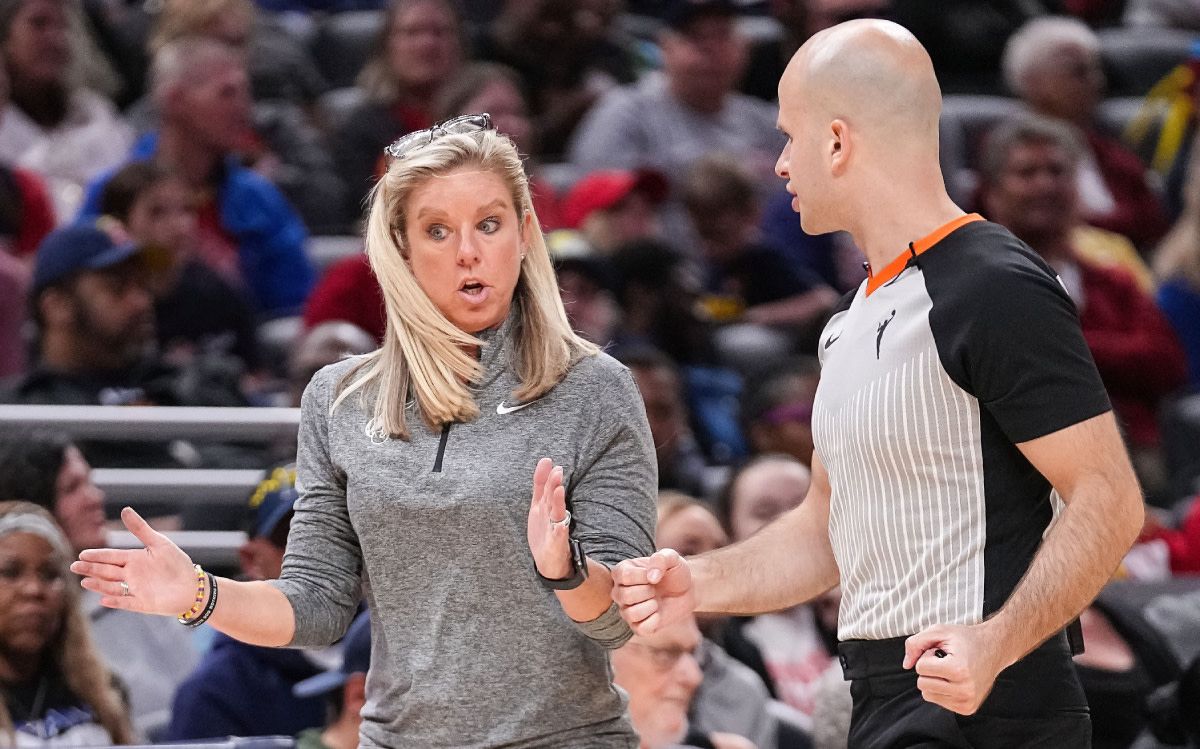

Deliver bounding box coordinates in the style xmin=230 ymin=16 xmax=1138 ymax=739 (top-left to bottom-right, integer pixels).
xmin=0 ymin=0 xmax=133 ymax=221
xmin=302 ymin=252 xmax=384 ymax=343
xmin=889 ymin=0 xmax=1049 ymax=95
xmin=1074 ymin=589 xmax=1185 ymax=749
xmin=99 ymin=160 xmax=262 ymax=374
xmin=740 ymin=0 xmax=890 ymax=102
xmin=610 ymin=239 xmax=719 ymax=366
xmin=1001 ymin=16 xmax=1169 ymax=249
xmin=0 ymin=433 xmax=106 ymax=553
xmin=253 ymin=0 xmax=387 ymax=10
xmin=292 ymin=610 xmax=371 ymax=749
xmin=683 ymin=155 xmax=837 ymax=340
xmin=140 ymin=0 xmax=344 ymax=233
xmin=654 ymin=494 xmax=794 ymax=748
xmin=980 ymin=114 xmax=1187 ymax=481
xmin=1139 ymin=497 xmax=1200 ymax=574
xmin=0 ymin=250 xmax=26 ymax=378
xmin=0 ymin=221 xmax=248 ymax=467
xmin=568 ymin=0 xmax=784 ymax=243
xmin=149 ymin=0 xmax=328 ymax=107
xmin=808 ymin=663 xmax=851 ymax=749
xmin=740 ymin=357 xmax=821 ymax=466
xmin=611 ymin=240 xmax=746 ymax=464
xmin=435 ymin=61 xmax=564 ymax=229
xmin=656 ymin=491 xmax=728 ymax=557
xmin=560 ymin=168 xmax=668 ymax=253
xmin=715 ymin=454 xmax=810 ymax=543
xmin=331 ymin=0 xmax=465 ymax=225
xmin=619 ymin=347 xmax=712 ymax=498
xmin=1146 ymin=651 xmax=1200 ymax=747
xmin=551 ymin=242 xmax=621 ymax=346
xmin=167 ymin=464 xmax=326 ymax=741
xmin=474 ymin=0 xmax=638 ymax=159
xmin=80 ymin=36 xmax=314 ymax=318
xmin=1154 ymin=137 xmax=1200 ymax=392
xmin=611 ymin=613 xmax=755 ymax=749
xmin=0 ymin=501 xmax=134 ymax=746
xmin=287 ymin=320 xmax=375 ymax=406
xmin=712 ymin=455 xmax=835 ymax=726
xmin=759 ymin=190 xmax=849 ymax=293
xmin=1124 ymin=0 xmax=1200 ymax=29
xmin=0 ymin=57 xmax=53 ymax=260
xmin=0 ymin=432 xmax=201 ymax=738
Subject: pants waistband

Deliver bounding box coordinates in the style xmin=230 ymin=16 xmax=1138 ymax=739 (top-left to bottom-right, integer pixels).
xmin=836 ymin=636 xmax=909 ymax=680
xmin=837 ymin=630 xmax=1071 ymax=680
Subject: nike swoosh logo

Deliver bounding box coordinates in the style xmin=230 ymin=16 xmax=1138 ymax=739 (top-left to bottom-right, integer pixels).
xmin=497 ymin=400 xmax=537 ymax=415
xmin=823 ymin=334 xmax=841 ymax=350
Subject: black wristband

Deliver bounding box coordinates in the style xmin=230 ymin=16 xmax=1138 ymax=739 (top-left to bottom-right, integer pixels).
xmin=538 ymin=538 xmax=589 ymax=590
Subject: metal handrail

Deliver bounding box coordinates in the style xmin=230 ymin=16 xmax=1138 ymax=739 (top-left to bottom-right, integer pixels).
xmin=93 ymin=469 xmax=263 ymax=505
xmin=0 ymin=405 xmax=299 ymax=441
xmin=106 ymin=530 xmax=246 ymax=568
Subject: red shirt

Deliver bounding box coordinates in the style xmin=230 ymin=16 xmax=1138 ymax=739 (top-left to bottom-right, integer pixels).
xmin=1078 ymin=258 xmax=1187 ymax=445
xmin=1084 ymin=129 xmax=1169 ymax=249
xmin=11 ymin=168 xmax=54 ymax=256
xmin=303 ymin=254 xmax=385 ymax=342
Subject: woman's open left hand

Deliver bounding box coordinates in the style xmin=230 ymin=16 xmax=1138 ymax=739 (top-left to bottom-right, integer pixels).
xmin=527 ymin=457 xmax=573 ymax=580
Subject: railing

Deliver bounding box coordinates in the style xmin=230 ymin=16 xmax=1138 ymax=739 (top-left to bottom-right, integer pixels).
xmin=0 ymin=404 xmax=299 ymax=440
xmin=0 ymin=405 xmax=301 ymax=565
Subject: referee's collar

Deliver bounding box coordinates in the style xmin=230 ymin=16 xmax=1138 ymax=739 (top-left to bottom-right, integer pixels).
xmin=865 ymin=213 xmax=984 ymax=296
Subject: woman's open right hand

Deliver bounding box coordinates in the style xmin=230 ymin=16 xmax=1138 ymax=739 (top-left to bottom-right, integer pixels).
xmin=69 ymin=507 xmax=200 ymax=617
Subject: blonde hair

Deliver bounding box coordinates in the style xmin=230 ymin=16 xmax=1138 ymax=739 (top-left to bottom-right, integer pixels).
xmin=148 ymin=0 xmax=255 ymax=55
xmin=0 ymin=501 xmax=133 ymax=747
xmin=335 ymin=128 xmax=597 ymax=438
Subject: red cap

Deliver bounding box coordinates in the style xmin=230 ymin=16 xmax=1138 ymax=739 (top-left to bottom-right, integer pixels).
xmin=561 ymin=169 xmax=669 ymax=229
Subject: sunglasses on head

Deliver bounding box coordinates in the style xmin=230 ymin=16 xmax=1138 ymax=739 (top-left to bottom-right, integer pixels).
xmin=383 ymin=113 xmax=494 ymax=160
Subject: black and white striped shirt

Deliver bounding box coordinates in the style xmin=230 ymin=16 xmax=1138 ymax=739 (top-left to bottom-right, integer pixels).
xmin=813 ymin=216 xmax=1111 ymax=641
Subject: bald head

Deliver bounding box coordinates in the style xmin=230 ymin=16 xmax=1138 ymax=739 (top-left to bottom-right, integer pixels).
xmin=780 ymin=20 xmax=942 ymax=151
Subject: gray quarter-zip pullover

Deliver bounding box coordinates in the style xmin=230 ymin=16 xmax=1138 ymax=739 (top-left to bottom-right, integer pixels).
xmin=270 ymin=314 xmax=657 ymax=748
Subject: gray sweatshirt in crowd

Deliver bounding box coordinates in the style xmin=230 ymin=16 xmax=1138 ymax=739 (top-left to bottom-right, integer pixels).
xmin=270 ymin=314 xmax=658 ymax=748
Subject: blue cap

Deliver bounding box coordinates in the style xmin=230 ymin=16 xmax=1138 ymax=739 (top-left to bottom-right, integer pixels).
xmin=293 ymin=610 xmax=371 ymax=698
xmin=246 ymin=464 xmax=298 ymax=540
xmin=32 ymin=219 xmax=150 ymax=294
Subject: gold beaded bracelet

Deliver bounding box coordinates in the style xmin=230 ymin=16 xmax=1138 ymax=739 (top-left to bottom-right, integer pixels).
xmin=177 ymin=564 xmax=208 ymax=624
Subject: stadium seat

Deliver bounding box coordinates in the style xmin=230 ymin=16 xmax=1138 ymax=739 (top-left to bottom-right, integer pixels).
xmin=1098 ymin=28 xmax=1197 ymax=99
xmin=310 ymin=10 xmax=384 ymax=90
xmin=316 ymin=86 xmax=369 ymax=136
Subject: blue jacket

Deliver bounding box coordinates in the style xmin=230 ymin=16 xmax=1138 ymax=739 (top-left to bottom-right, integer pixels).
xmin=166 ymin=632 xmax=326 ymax=741
xmin=80 ymin=133 xmax=314 ymax=317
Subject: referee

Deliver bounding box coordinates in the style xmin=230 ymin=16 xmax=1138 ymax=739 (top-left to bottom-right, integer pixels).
xmin=612 ymin=19 xmax=1144 ymax=749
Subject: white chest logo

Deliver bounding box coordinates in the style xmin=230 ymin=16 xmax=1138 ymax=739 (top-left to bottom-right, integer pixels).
xmin=497 ymin=400 xmax=537 ymax=415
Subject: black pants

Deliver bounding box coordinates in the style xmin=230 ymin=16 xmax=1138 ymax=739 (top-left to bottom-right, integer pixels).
xmin=838 ymin=633 xmax=1091 ymax=749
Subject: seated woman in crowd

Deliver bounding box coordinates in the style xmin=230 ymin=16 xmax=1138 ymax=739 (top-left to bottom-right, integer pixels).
xmin=0 ymin=0 xmax=132 ymax=220
xmin=0 ymin=432 xmax=200 ymax=738
xmin=0 ymin=501 xmax=133 ymax=746
xmin=331 ymin=0 xmax=465 ymax=226
xmin=714 ymin=454 xmax=839 ymax=729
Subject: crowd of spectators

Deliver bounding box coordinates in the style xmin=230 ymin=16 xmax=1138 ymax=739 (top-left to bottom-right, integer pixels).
xmin=2 ymin=0 xmax=1200 ymax=747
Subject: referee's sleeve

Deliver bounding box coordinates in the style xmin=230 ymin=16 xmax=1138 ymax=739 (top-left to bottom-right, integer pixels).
xmin=929 ymin=248 xmax=1112 ymax=445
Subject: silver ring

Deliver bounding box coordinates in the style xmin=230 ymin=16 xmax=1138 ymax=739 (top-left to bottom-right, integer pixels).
xmin=120 ymin=581 xmax=130 ymax=597
xmin=550 ymin=510 xmax=571 ymax=529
